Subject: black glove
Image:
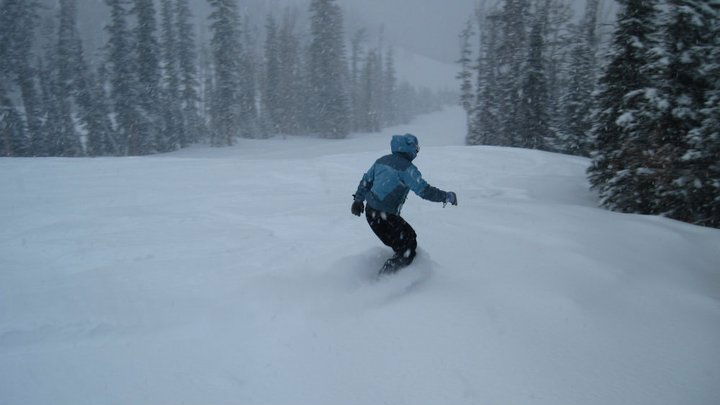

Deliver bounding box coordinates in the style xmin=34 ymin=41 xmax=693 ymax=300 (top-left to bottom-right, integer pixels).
xmin=351 ymin=200 xmax=364 ymax=216
xmin=445 ymin=191 xmax=458 ymax=206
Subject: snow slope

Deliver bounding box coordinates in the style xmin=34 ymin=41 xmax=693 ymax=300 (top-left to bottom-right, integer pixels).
xmin=393 ymin=47 xmax=459 ymax=90
xmin=1 ymin=107 xmax=719 ymax=405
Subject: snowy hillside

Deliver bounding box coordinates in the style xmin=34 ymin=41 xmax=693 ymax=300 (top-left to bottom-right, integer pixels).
xmin=1 ymin=107 xmax=719 ymax=405
xmin=393 ymin=47 xmax=459 ymax=90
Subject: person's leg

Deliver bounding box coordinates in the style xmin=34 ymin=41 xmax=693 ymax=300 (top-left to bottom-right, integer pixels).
xmin=366 ymin=206 xmax=417 ymax=272
xmin=365 ymin=206 xmax=396 ymax=249
xmin=389 ymin=215 xmax=417 ymax=266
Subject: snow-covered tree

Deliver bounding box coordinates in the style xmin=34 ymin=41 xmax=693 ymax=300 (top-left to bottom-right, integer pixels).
xmin=375 ymin=37 xmax=386 ymax=128
xmin=395 ymin=81 xmax=414 ymax=124
xmin=132 ymin=0 xmax=163 ymax=154
xmin=544 ymin=0 xmax=574 ymax=136
xmin=587 ymin=0 xmax=663 ymax=213
xmin=238 ymin=14 xmax=259 ymax=138
xmin=276 ymin=9 xmax=303 ymax=135
xmin=54 ymin=0 xmax=86 ymax=157
xmin=160 ymin=0 xmax=183 ymax=151
xmin=358 ymin=49 xmax=381 ymax=132
xmin=36 ymin=57 xmax=60 ymax=157
xmin=496 ymin=0 xmax=530 ymax=146
xmin=557 ymin=43 xmax=594 ymax=155
xmin=0 ymin=82 xmax=29 ymax=156
xmin=688 ymin=18 xmax=720 ymax=227
xmin=63 ymin=20 xmax=117 ymax=158
xmin=652 ymin=0 xmax=720 ymax=224
xmin=456 ymin=18 xmax=475 ymax=134
xmin=383 ymin=47 xmax=399 ymax=127
xmin=470 ymin=11 xmax=502 ymax=146
xmin=30 ymin=12 xmax=62 ymax=157
xmin=176 ymin=0 xmax=204 ymax=144
xmin=0 ymin=0 xmax=42 ymax=152
xmin=349 ymin=28 xmax=367 ymax=132
xmin=200 ymin=44 xmax=214 ymax=135
xmin=207 ymin=0 xmax=244 ymax=146
xmin=263 ymin=14 xmax=281 ymax=134
xmin=517 ymin=2 xmax=552 ymax=150
xmin=556 ymin=0 xmax=599 ymax=156
xmin=585 ymin=0 xmax=720 ymax=228
xmin=77 ymin=63 xmax=117 ymax=156
xmin=106 ymin=0 xmax=144 ymax=155
xmin=308 ymin=0 xmax=350 ymax=138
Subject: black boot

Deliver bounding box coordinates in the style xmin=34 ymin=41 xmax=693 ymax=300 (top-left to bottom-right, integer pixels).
xmin=379 ymin=253 xmax=411 ymax=275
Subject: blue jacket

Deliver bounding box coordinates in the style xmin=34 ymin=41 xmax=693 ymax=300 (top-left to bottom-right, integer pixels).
xmin=354 ymin=134 xmax=448 ymax=215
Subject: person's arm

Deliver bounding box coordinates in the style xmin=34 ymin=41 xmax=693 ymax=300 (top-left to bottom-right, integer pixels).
xmin=353 ymin=164 xmax=375 ymax=202
xmin=351 ymin=165 xmax=375 ymax=216
xmin=401 ymin=165 xmax=448 ymax=203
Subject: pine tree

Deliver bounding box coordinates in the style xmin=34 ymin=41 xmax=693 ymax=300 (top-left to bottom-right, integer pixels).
xmin=0 ymin=4 xmax=19 ymax=156
xmin=176 ymin=0 xmax=204 ymax=144
xmin=587 ymin=0 xmax=663 ymax=213
xmin=359 ymin=49 xmax=380 ymax=132
xmin=372 ymin=43 xmax=385 ymax=129
xmin=91 ymin=63 xmax=120 ymax=155
xmin=132 ymin=0 xmax=163 ymax=154
xmin=556 ymin=0 xmax=599 ymax=156
xmin=457 ymin=18 xmax=475 ymax=134
xmin=308 ymin=0 xmax=350 ymax=138
xmin=36 ymin=57 xmax=60 ymax=157
xmin=0 ymin=81 xmax=29 ymax=156
xmin=517 ymin=1 xmax=551 ymax=150
xmin=688 ymin=12 xmax=720 ymax=227
xmin=383 ymin=47 xmax=398 ymax=127
xmin=263 ymin=14 xmax=281 ymax=134
xmin=374 ymin=43 xmax=385 ymax=128
xmin=544 ymin=0 xmax=574 ymax=142
xmin=160 ymin=0 xmax=183 ymax=151
xmin=395 ymin=81 xmax=416 ymax=124
xmin=67 ymin=23 xmax=116 ymax=158
xmin=55 ymin=0 xmax=85 ymax=156
xmin=32 ymin=9 xmax=80 ymax=156
xmin=298 ymin=43 xmax=315 ymax=133
xmin=470 ymin=11 xmax=502 ymax=146
xmin=208 ymin=0 xmax=243 ymax=146
xmin=350 ymin=28 xmax=367 ymax=132
xmin=77 ymin=63 xmax=117 ymax=156
xmin=653 ymin=0 xmax=720 ymax=223
xmin=39 ymin=57 xmax=71 ymax=157
xmin=557 ymin=41 xmax=593 ymax=155
xmin=0 ymin=0 xmax=42 ymax=153
xmin=106 ymin=0 xmax=144 ymax=155
xmin=200 ymin=44 xmax=214 ymax=135
xmin=238 ymin=15 xmax=258 ymax=138
xmin=0 ymin=3 xmax=9 ymax=76
xmin=277 ymin=9 xmax=303 ymax=134
xmin=496 ymin=0 xmax=530 ymax=146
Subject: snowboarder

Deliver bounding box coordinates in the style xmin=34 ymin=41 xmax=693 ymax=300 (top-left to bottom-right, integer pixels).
xmin=351 ymin=133 xmax=458 ymax=274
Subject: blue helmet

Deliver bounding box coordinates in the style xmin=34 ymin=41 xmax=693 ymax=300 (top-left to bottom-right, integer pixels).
xmin=391 ymin=133 xmax=420 ymax=160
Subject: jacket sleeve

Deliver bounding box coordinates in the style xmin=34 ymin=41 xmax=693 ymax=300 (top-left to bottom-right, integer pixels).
xmin=402 ymin=164 xmax=447 ymax=203
xmin=353 ymin=164 xmax=375 ymax=202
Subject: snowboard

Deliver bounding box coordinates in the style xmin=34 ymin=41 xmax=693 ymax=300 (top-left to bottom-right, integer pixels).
xmin=378 ymin=255 xmax=411 ymax=276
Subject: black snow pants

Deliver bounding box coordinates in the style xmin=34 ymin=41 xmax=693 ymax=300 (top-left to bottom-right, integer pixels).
xmin=365 ymin=205 xmax=417 ymax=266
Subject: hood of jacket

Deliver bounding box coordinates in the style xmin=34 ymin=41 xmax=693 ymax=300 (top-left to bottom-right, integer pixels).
xmin=391 ymin=134 xmax=419 ymax=161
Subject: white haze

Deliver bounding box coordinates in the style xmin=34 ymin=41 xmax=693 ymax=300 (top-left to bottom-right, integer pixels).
xmin=65 ymin=0 xmax=606 ymax=67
